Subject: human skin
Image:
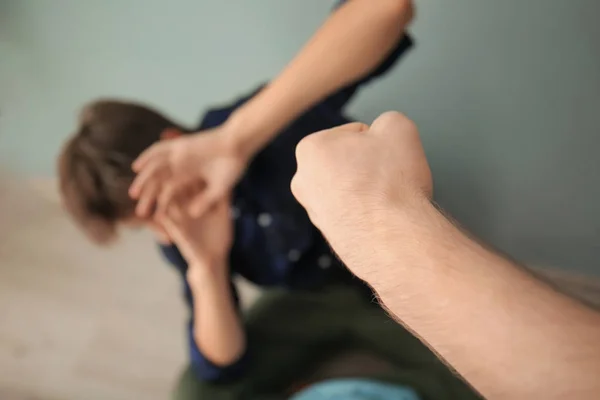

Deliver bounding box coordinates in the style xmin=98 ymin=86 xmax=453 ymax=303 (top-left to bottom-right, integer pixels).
xmin=291 ymin=112 xmax=600 ymax=399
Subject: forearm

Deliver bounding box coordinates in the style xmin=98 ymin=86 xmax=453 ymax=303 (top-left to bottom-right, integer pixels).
xmin=226 ymin=0 xmax=413 ymax=157
xmin=351 ymin=197 xmax=600 ymax=399
xmin=188 ymin=264 xmax=246 ymax=367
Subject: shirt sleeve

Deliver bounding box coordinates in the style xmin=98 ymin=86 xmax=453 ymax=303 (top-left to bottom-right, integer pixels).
xmin=159 ymin=244 xmax=249 ymax=382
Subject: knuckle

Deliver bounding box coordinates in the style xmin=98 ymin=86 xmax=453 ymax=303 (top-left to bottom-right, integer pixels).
xmin=340 ymin=122 xmax=369 ymax=132
xmin=295 ymin=135 xmax=318 ymax=161
xmin=290 ymin=176 xmax=310 ymax=209
xmin=290 ymin=175 xmax=302 ymax=200
xmin=373 ymin=110 xmax=408 ymax=126
xmin=371 ymin=111 xmax=418 ymax=135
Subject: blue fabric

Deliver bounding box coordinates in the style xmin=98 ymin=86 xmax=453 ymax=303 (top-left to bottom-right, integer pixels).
xmin=186 ymin=321 xmax=250 ymax=382
xmin=290 ymin=379 xmax=421 ymax=400
xmin=160 ymin=22 xmax=414 ymax=382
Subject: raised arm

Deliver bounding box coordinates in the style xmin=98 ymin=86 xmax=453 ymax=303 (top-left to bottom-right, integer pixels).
xmin=291 ymin=112 xmax=600 ymax=399
xmin=130 ymin=0 xmax=414 ymax=217
xmin=226 ymin=0 xmax=414 ymax=157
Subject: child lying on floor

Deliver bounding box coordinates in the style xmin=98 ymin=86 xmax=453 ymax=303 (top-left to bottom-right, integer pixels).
xmin=57 ymin=30 xmax=413 ymax=384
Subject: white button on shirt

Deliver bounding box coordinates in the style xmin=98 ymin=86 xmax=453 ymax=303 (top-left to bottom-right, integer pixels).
xmin=257 ymin=213 xmax=273 ymax=227
xmin=288 ymin=249 xmax=301 ymax=262
xmin=318 ymin=254 xmax=332 ymax=269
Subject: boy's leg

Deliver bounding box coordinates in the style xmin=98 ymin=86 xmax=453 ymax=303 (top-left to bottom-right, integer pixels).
xmin=173 ymin=285 xmax=481 ymax=400
xmin=172 ymin=287 xmax=361 ymax=400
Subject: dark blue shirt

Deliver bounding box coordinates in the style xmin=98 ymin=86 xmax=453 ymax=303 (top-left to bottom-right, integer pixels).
xmin=160 ymin=30 xmax=413 ymax=382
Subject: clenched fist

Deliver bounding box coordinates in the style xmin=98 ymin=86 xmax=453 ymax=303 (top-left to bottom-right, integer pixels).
xmin=291 ymin=112 xmax=432 ymax=281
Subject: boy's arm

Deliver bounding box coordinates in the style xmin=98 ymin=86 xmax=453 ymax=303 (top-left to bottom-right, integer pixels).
xmin=226 ymin=0 xmax=415 ymax=157
xmin=131 ymin=0 xmax=414 ymax=216
xmin=187 ymin=261 xmax=246 ymax=376
xmin=157 ymin=197 xmax=246 ymax=380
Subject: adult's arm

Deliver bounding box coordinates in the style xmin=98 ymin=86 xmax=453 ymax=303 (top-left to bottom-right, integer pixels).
xmin=365 ymin=197 xmax=600 ymax=399
xmin=291 ymin=112 xmax=600 ymax=399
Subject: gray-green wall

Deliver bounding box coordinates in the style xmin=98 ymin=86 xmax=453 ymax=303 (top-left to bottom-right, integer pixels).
xmin=1 ymin=0 xmax=599 ymax=274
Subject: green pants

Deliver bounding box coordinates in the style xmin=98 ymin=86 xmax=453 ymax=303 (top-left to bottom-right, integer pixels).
xmin=173 ymin=286 xmax=481 ymax=400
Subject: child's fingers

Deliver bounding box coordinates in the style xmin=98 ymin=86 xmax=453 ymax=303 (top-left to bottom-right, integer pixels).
xmin=132 ymin=142 xmax=165 ymax=172
xmin=135 ymin=181 xmax=159 ymax=218
xmin=160 ymin=179 xmax=205 ymax=215
xmin=189 ymin=186 xmax=220 ymax=217
xmin=155 ymin=202 xmax=185 ymax=241
xmin=217 ymin=195 xmax=232 ymax=216
xmin=185 ymin=180 xmax=207 ymax=204
xmin=151 ymin=221 xmax=173 ymax=245
xmin=129 ymin=161 xmax=167 ymax=198
xmin=167 ymin=202 xmax=184 ymax=221
xmin=156 ymin=180 xmax=184 ymax=214
xmin=155 ymin=211 xmax=182 ymax=244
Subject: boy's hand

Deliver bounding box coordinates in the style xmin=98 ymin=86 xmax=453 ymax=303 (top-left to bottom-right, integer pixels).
xmin=130 ymin=127 xmax=248 ymax=219
xmin=157 ymin=193 xmax=233 ymax=271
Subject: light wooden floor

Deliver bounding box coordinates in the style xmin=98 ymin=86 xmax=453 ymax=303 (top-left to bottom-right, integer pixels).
xmin=1 ymin=175 xmax=598 ymax=400
xmin=0 ymin=175 xmax=261 ymax=400
xmin=0 ymin=176 xmax=189 ymax=400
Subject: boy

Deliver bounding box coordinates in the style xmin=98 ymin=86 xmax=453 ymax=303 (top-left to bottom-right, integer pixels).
xmin=58 ymin=33 xmax=413 ymax=383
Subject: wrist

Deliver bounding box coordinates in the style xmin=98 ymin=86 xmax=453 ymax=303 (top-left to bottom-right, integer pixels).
xmin=187 ymin=260 xmax=229 ymax=289
xmin=224 ymin=93 xmax=285 ymax=160
xmin=222 ymin=111 xmax=262 ymax=162
xmin=338 ymin=192 xmax=443 ymax=291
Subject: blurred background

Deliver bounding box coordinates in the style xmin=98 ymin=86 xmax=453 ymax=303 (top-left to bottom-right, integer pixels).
xmin=1 ymin=0 xmax=599 ymax=399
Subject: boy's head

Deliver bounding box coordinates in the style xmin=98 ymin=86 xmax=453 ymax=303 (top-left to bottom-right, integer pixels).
xmin=58 ymin=100 xmax=184 ymax=244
